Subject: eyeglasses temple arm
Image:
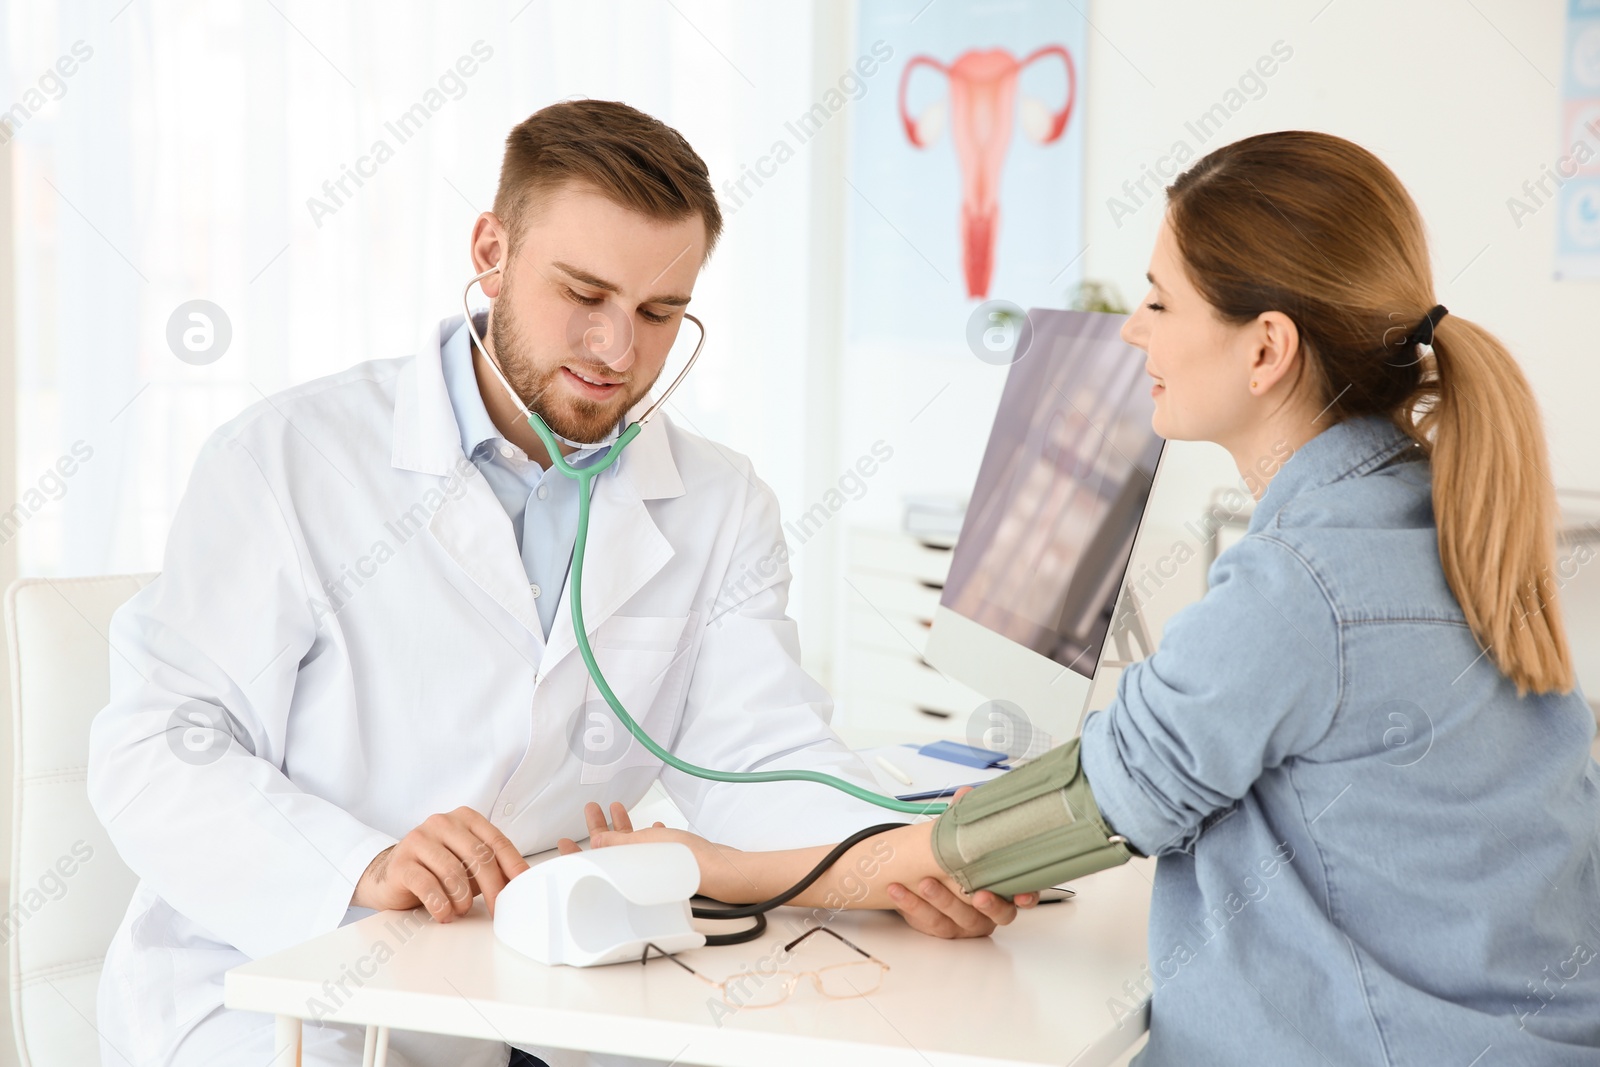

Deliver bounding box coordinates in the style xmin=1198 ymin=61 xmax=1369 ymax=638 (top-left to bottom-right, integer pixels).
xmin=783 ymin=924 xmax=874 ymax=960
xmin=642 ymin=942 xmax=714 ymax=984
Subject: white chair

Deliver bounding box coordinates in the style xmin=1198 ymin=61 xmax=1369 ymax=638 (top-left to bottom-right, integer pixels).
xmin=4 ymin=575 xmax=151 ymax=1067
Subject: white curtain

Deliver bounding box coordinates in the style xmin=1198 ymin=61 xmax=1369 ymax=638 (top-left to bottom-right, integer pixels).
xmin=5 ymin=0 xmax=829 ymax=623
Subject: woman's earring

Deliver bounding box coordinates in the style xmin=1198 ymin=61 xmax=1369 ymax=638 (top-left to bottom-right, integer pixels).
xmin=1250 ymin=380 xmax=1258 ymax=390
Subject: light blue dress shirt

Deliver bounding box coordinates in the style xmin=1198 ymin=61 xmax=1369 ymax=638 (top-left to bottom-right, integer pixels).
xmin=439 ymin=315 xmax=613 ymax=638
xmin=1080 ymin=414 xmax=1600 ymax=1065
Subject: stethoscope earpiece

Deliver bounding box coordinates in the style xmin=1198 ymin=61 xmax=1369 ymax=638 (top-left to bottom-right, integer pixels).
xmin=459 ymin=265 xmax=705 ymax=436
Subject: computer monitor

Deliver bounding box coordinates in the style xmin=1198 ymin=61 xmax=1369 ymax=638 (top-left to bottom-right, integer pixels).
xmin=924 ymin=308 xmax=1167 ymax=748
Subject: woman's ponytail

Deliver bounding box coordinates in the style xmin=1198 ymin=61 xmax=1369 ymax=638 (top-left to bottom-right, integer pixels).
xmin=1408 ymin=317 xmax=1574 ymax=695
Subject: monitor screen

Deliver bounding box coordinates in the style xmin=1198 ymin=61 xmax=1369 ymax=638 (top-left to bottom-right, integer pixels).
xmin=940 ymin=309 xmax=1164 ymax=681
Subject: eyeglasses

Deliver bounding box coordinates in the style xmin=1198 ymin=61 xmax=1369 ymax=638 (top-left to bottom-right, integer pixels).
xmin=641 ymin=926 xmax=890 ymax=1009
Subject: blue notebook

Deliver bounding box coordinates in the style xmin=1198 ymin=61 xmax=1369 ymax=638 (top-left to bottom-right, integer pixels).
xmin=916 ymin=740 xmax=1011 ymax=769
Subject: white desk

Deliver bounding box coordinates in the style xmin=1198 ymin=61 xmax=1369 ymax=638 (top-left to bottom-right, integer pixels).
xmin=225 ymin=856 xmax=1154 ymax=1067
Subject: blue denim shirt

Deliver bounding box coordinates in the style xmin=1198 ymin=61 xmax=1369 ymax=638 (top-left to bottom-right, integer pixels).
xmin=1081 ymin=414 xmax=1600 ymax=1066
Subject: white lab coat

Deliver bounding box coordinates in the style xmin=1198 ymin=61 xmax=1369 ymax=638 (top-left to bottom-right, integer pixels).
xmin=87 ymin=315 xmax=890 ymax=1067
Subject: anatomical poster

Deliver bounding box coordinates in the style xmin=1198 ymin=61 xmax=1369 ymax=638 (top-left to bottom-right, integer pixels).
xmin=1556 ymin=0 xmax=1600 ymax=281
xmin=846 ymin=0 xmax=1086 ymax=349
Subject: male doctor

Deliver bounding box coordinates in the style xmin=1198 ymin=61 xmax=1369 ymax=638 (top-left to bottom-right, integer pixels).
xmin=88 ymin=100 xmax=1024 ymax=1067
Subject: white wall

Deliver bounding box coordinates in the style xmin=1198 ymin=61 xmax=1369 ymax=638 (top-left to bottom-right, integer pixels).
xmin=817 ymin=0 xmax=1600 ymax=664
xmin=0 ymin=70 xmax=15 ymax=854
xmin=0 ymin=77 xmax=17 ymax=1067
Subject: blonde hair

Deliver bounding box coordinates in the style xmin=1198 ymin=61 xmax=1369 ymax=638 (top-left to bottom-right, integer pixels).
xmin=1167 ymin=131 xmax=1572 ymax=695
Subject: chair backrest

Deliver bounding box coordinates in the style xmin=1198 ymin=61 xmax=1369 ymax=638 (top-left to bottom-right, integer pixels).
xmin=4 ymin=575 xmax=152 ymax=1067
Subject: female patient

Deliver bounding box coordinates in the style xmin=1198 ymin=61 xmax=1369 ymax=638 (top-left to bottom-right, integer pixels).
xmin=575 ymin=131 xmax=1600 ymax=1064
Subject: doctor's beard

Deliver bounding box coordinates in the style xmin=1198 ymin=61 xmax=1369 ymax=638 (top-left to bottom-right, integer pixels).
xmin=488 ymin=289 xmax=660 ymax=445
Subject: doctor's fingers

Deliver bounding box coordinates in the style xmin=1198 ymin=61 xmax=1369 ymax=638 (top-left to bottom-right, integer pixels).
xmin=406 ymin=838 xmax=483 ymax=919
xmin=432 ymin=811 xmax=530 ymax=913
xmin=445 ymin=807 xmax=531 ymax=880
xmin=394 ymin=857 xmax=462 ymax=923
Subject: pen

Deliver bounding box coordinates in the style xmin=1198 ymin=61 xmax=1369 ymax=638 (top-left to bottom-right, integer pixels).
xmin=874 ymin=755 xmax=914 ymax=786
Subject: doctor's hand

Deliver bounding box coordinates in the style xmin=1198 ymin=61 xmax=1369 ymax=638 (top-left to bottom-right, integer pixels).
xmin=351 ymin=807 xmax=530 ymax=923
xmin=887 ymin=786 xmax=1039 ymax=940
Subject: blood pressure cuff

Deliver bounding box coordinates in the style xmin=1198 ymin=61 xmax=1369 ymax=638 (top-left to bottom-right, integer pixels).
xmin=930 ymin=738 xmax=1132 ymax=898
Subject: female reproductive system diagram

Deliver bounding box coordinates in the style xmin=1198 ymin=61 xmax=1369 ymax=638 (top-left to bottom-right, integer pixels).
xmin=897 ymin=45 xmax=1076 ymax=299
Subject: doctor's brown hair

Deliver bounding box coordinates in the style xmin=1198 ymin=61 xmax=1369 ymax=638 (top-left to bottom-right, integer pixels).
xmin=493 ymin=99 xmax=723 ymax=257
xmin=1167 ymin=130 xmax=1572 ymax=696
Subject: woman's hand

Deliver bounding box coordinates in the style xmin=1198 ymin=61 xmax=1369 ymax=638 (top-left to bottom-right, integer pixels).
xmin=887 ymin=879 xmax=1036 ymax=938
xmin=885 ymin=786 xmax=1039 ymax=938
xmin=556 ymin=801 xmax=760 ymax=903
xmin=554 ymin=799 xmax=660 ymax=852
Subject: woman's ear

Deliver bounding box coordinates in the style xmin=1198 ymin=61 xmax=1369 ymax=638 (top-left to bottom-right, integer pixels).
xmin=1248 ymin=310 xmax=1301 ymax=395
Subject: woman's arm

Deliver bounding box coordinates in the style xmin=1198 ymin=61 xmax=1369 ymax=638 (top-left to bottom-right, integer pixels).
xmin=1079 ymin=534 xmax=1341 ymax=857
xmin=591 ymin=819 xmax=951 ymax=909
xmin=556 ymin=796 xmax=1043 ymax=940
xmin=565 ymin=793 xmax=1038 ymax=911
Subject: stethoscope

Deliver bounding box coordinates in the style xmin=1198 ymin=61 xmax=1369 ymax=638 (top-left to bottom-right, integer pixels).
xmin=461 ymin=264 xmax=947 ymax=819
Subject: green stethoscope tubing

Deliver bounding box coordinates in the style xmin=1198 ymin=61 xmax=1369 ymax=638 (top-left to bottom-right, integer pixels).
xmin=525 ymin=410 xmax=948 ymax=817
xmin=463 ymin=263 xmax=947 ymax=817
